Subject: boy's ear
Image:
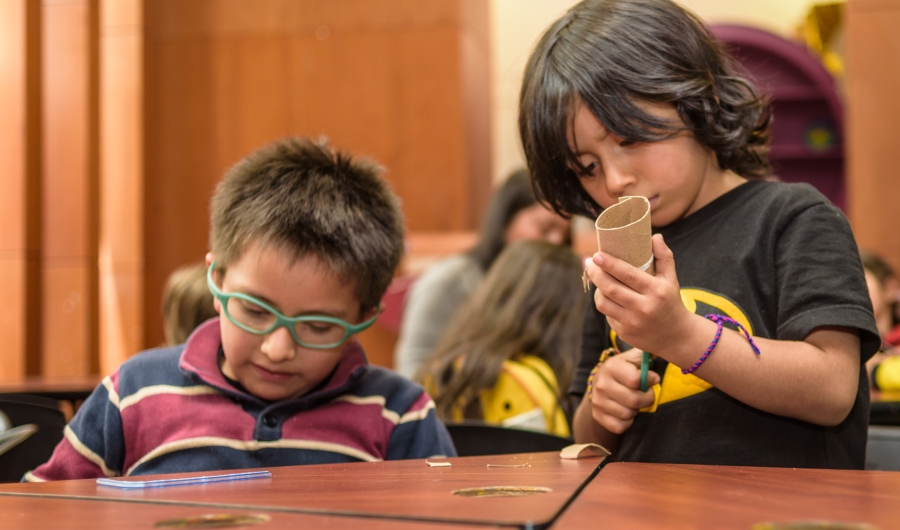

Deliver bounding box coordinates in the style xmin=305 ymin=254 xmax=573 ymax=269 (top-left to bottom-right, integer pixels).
xmin=361 ymin=305 xmax=379 ymax=323
xmin=205 ymin=252 xmax=223 ymax=314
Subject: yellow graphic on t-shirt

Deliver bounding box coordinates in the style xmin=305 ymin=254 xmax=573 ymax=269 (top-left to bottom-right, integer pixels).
xmin=625 ymin=288 xmax=753 ymax=413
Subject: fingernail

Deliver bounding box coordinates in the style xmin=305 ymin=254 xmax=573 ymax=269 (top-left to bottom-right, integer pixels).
xmin=583 ymin=257 xmax=591 ymax=270
xmin=593 ymin=253 xmax=603 ymax=266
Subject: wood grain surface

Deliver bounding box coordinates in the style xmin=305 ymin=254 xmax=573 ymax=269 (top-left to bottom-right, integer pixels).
xmin=0 ymin=495 xmax=480 ymax=530
xmin=555 ymin=462 xmax=900 ymax=529
xmin=0 ymin=374 xmax=100 ymax=401
xmin=0 ymin=452 xmax=602 ymax=527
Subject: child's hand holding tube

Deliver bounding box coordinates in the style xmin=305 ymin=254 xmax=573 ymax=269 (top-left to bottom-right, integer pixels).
xmin=587 ymin=348 xmax=660 ymax=434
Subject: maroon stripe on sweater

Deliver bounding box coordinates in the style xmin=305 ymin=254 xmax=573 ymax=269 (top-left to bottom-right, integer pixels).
xmin=120 ymin=393 xmax=258 ymax=471
xmin=281 ymin=400 xmax=395 ymax=460
xmin=406 ymin=391 xmax=434 ymax=414
xmin=108 ymin=370 xmax=121 ymax=394
xmin=30 ymin=435 xmax=109 ymax=481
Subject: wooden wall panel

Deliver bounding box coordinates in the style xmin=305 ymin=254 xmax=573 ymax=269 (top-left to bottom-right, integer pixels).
xmin=138 ymin=0 xmax=492 ymax=356
xmin=391 ymin=27 xmax=469 ymax=230
xmin=143 ymin=37 xmax=220 ymax=351
xmin=846 ymin=0 xmax=900 ymax=270
xmin=41 ymin=0 xmax=99 ymax=376
xmin=2 ymin=0 xmax=490 ymax=375
xmin=0 ymin=0 xmax=41 ymax=378
xmin=98 ymin=0 xmax=144 ymax=374
xmin=460 ymin=0 xmax=492 ymax=228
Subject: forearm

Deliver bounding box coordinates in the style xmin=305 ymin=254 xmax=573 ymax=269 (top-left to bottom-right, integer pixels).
xmin=572 ymin=394 xmax=621 ymax=452
xmin=660 ymin=315 xmax=860 ymax=426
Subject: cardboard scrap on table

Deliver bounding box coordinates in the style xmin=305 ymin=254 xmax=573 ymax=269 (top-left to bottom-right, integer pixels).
xmin=426 ymin=461 xmax=451 ymax=467
xmin=583 ymin=195 xmax=655 ymax=291
xmin=559 ymin=443 xmax=611 ymax=460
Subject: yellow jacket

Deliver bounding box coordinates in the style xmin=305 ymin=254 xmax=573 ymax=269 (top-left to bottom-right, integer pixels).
xmin=427 ymin=355 xmax=570 ymax=438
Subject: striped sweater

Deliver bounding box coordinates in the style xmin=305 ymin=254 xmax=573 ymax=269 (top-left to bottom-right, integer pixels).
xmin=27 ymin=319 xmax=455 ymax=480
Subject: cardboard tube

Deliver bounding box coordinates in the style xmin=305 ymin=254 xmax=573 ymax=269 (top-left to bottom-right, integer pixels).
xmin=595 ymin=196 xmax=655 ymax=276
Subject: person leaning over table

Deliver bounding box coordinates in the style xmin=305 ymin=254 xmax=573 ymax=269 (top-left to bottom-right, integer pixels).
xmin=394 ymin=169 xmax=572 ymax=379
xmin=27 ymin=137 xmax=455 ymax=481
xmin=161 ymin=262 xmax=219 ymax=347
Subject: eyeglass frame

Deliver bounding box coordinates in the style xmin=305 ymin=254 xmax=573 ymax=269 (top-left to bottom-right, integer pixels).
xmin=206 ymin=261 xmax=378 ymax=349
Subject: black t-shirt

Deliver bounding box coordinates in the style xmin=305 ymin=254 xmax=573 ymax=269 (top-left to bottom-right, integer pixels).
xmin=572 ymin=180 xmax=880 ymax=469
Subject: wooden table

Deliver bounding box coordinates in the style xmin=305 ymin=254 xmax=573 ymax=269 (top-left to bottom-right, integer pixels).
xmin=555 ymin=461 xmax=900 ymax=529
xmin=6 ymin=455 xmax=899 ymax=529
xmin=0 ymin=494 xmax=478 ymax=530
xmin=0 ymin=375 xmax=100 ymax=402
xmin=0 ymin=452 xmax=602 ymax=528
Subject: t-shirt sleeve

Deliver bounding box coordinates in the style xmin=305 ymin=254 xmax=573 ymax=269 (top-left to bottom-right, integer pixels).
xmin=774 ymin=200 xmax=881 ymax=362
xmin=26 ymin=374 xmax=125 ymax=481
xmin=570 ymin=290 xmax=609 ymax=398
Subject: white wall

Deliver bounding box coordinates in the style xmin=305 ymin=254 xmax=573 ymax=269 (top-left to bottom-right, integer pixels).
xmin=489 ymin=0 xmax=824 ymax=183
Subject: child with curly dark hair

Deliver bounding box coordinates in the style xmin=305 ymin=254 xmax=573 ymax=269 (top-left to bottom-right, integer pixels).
xmin=520 ymin=0 xmax=879 ymax=468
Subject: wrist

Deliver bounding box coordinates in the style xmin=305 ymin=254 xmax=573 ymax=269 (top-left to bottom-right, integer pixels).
xmin=658 ymin=312 xmax=716 ymax=368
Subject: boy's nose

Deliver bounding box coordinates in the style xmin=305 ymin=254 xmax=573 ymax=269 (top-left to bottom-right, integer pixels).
xmin=260 ymin=325 xmax=297 ymax=363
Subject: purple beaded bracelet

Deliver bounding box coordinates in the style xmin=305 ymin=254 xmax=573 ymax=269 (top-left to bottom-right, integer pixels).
xmin=681 ymin=314 xmax=761 ymax=375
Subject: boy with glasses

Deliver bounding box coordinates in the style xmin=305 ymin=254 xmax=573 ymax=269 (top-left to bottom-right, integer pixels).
xmin=28 ymin=138 xmax=455 ymax=480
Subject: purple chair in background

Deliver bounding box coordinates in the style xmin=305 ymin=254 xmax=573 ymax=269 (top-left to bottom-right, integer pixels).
xmin=712 ymin=24 xmax=845 ymax=211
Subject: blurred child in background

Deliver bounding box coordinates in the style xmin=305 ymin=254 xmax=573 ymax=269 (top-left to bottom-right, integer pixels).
xmin=419 ymin=240 xmax=585 ymax=437
xmin=394 ymin=170 xmax=571 ymax=379
xmin=162 ymin=262 xmax=218 ymax=346
xmin=861 ymin=250 xmax=900 ymax=392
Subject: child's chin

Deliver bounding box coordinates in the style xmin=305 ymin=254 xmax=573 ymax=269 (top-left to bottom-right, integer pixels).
xmin=247 ymin=382 xmax=304 ymax=402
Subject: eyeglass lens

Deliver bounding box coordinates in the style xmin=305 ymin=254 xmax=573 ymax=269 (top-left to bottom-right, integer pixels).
xmin=225 ymin=297 xmax=346 ymax=345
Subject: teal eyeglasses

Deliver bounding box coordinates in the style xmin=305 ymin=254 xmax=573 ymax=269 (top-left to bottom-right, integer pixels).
xmin=206 ymin=261 xmax=378 ymax=349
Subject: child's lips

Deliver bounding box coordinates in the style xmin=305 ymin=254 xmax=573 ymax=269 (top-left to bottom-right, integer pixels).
xmin=254 ymin=364 xmax=293 ymax=382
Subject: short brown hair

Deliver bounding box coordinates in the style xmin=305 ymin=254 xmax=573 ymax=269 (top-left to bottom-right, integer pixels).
xmin=209 ymin=137 xmax=404 ymax=311
xmin=163 ymin=263 xmax=218 ymax=346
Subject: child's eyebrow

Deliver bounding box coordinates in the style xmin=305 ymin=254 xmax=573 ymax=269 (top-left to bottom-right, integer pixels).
xmin=297 ymin=308 xmax=351 ymax=320
xmin=567 ymin=118 xmax=612 ymax=156
xmin=228 ymin=285 xmax=278 ymax=307
xmin=232 ymin=287 xmax=349 ymax=319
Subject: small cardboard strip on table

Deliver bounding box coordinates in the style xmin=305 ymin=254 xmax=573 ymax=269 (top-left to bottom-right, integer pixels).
xmin=559 ymin=443 xmax=611 ymax=460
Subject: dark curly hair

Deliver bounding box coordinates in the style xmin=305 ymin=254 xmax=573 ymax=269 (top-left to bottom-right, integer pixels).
xmin=519 ymin=0 xmax=771 ymax=218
